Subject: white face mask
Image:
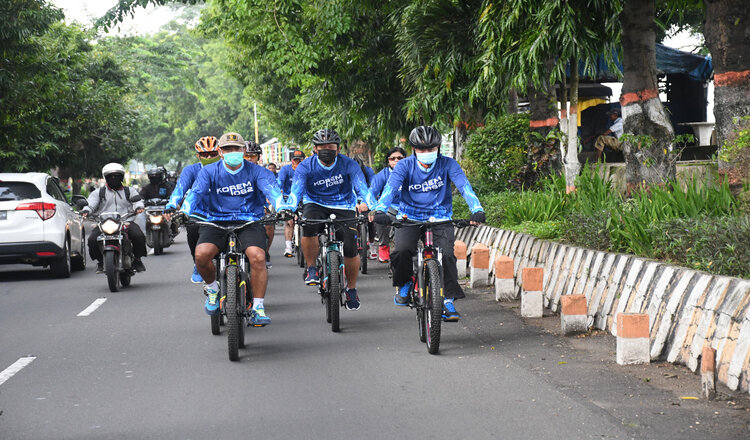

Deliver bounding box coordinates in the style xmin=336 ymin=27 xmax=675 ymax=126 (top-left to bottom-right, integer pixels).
xmin=415 ymin=151 xmax=438 ymax=165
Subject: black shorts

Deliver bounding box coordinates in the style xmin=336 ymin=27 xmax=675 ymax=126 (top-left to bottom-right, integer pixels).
xmin=197 ymin=222 xmax=267 ymax=253
xmin=301 ymin=204 xmax=358 ymax=258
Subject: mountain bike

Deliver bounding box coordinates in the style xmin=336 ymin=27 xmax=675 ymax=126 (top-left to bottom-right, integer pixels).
xmin=392 ymin=218 xmax=472 ymax=355
xmin=196 ymin=217 xmax=277 ymax=362
xmin=298 ymin=214 xmax=362 ymax=333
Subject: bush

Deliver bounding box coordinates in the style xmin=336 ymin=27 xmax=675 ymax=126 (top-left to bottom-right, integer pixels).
xmin=561 ymin=211 xmax=611 ymax=251
xmin=464 ymin=113 xmax=529 ymax=193
xmin=651 ymin=216 xmax=750 ymax=278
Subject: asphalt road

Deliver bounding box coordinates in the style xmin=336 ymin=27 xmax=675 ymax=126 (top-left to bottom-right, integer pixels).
xmin=1 ymin=229 xmax=748 ymax=439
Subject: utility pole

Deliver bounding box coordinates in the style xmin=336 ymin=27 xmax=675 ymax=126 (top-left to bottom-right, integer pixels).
xmin=254 ymin=102 xmax=259 ymax=144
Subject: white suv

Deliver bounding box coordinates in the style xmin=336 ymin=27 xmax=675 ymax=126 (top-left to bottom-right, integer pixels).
xmin=0 ymin=173 xmax=86 ymax=277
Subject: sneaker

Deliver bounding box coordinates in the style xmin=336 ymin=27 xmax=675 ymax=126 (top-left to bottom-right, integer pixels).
xmin=378 ymin=245 xmax=390 ymax=263
xmin=190 ymin=266 xmax=203 ymax=284
xmin=204 ymin=285 xmax=220 ymax=315
xmin=96 ymin=261 xmax=104 ymax=274
xmin=442 ymin=300 xmax=461 ymax=322
xmin=284 ymin=245 xmax=294 ymax=258
xmin=394 ymin=281 xmax=411 ymax=306
xmin=265 ymin=252 xmax=272 ymax=269
xmin=305 ymin=266 xmax=320 ymax=286
xmin=368 ymin=242 xmax=378 ymax=260
xmin=345 ymin=288 xmax=360 ymax=310
xmin=133 ymin=258 xmax=146 ymax=272
xmin=249 ymin=306 xmax=271 ymax=326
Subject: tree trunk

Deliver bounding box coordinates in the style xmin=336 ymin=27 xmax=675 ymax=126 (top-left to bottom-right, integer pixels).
xmin=704 ymin=0 xmax=750 ymax=168
xmin=563 ymin=57 xmax=581 ymax=192
xmin=619 ymin=0 xmax=675 ymax=190
xmin=453 ymin=122 xmax=468 ymax=162
xmin=508 ymin=88 xmax=519 ymax=114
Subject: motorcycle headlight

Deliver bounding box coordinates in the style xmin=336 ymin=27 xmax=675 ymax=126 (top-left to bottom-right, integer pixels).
xmin=101 ymin=219 xmax=120 ymax=235
xmin=149 ymin=215 xmax=163 ymax=224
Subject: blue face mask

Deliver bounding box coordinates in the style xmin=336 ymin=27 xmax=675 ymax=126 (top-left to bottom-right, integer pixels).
xmin=416 ymin=151 xmax=438 ymax=166
xmin=222 ymin=151 xmax=244 ymax=167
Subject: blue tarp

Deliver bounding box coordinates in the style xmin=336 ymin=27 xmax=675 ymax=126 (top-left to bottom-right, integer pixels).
xmin=568 ymin=44 xmax=713 ymax=83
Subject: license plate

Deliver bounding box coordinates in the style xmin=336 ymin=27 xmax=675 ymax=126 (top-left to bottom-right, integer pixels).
xmin=0 ymin=211 xmax=6 ymax=220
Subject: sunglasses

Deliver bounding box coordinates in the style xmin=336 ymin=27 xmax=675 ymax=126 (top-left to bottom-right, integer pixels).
xmin=245 ymin=153 xmax=259 ymax=158
xmin=388 ymin=156 xmax=405 ymax=162
xmin=198 ymin=151 xmax=219 ymax=158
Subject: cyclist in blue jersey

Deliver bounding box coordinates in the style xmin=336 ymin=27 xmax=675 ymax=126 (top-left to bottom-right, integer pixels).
xmin=278 ymin=149 xmax=305 ymax=257
xmin=245 ymin=140 xmax=275 ymax=269
xmin=369 ymin=146 xmax=407 ymax=263
xmin=165 ymin=136 xmax=221 ymax=283
xmin=182 ymin=132 xmax=285 ymax=325
xmin=373 ymin=126 xmax=485 ymax=322
xmin=354 ymin=157 xmax=378 ymax=260
xmin=285 ymin=128 xmax=375 ymax=311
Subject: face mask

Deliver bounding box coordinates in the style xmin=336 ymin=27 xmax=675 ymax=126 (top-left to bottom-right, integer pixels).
xmin=148 ymin=176 xmax=162 ymax=185
xmin=317 ymin=149 xmax=337 ymax=165
xmin=105 ymin=174 xmax=124 ymax=190
xmin=199 ymin=156 xmax=221 ymax=166
xmin=222 ymin=151 xmax=244 ymax=167
xmin=415 ymin=151 xmax=438 ymax=166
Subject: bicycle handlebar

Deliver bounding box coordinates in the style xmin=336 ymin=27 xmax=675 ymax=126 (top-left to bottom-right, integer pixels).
xmin=196 ymin=216 xmax=279 ymax=233
xmin=391 ymin=218 xmax=473 ymax=229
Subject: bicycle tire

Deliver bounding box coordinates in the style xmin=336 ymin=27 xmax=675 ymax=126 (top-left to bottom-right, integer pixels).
xmin=424 ymin=259 xmax=443 ymax=354
xmin=327 ymin=251 xmax=341 ymax=332
xmin=358 ymin=224 xmax=368 ymax=274
xmin=238 ymin=268 xmax=249 ymax=348
xmin=417 ymin=308 xmax=426 ymax=342
xmin=226 ymin=264 xmax=241 ymax=361
xmin=211 ymin=312 xmax=221 ymax=335
xmin=295 ymin=225 xmax=305 ymax=268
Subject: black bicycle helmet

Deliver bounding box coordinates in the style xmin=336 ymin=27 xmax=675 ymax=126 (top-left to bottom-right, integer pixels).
xmin=245 ymin=141 xmax=262 ymax=154
xmin=408 ymin=125 xmax=442 ymax=149
xmin=312 ymin=128 xmax=341 ymax=146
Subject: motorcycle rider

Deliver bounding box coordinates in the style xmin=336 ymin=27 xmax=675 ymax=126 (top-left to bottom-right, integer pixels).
xmin=82 ymin=163 xmax=147 ymax=273
xmin=245 ymin=140 xmax=275 ymax=269
xmin=165 ymin=136 xmax=221 ymax=283
xmin=183 ymin=132 xmax=286 ymax=325
xmin=373 ymin=126 xmax=485 ymax=322
xmin=139 ymin=167 xmax=174 ymax=200
xmin=278 ymin=149 xmax=305 ymax=257
xmin=285 ymin=128 xmax=375 ymax=311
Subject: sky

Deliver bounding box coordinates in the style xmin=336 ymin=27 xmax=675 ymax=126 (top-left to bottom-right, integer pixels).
xmin=51 ymin=0 xmax=178 ymax=35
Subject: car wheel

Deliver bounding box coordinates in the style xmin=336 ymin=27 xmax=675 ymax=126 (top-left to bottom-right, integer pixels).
xmin=71 ymin=228 xmax=86 ymax=271
xmin=50 ymin=239 xmax=72 ymax=278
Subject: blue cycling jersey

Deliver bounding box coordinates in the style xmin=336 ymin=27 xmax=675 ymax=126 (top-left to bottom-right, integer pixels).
xmin=374 ymin=154 xmax=483 ymax=221
xmin=364 ymin=166 xmax=375 ymax=186
xmin=181 ymin=160 xmax=283 ymax=222
xmin=286 ymin=154 xmax=375 ymax=210
xmin=277 ymin=163 xmax=295 ymax=194
xmin=166 ymin=162 xmax=201 ymax=210
xmin=370 ymin=167 xmax=400 ymax=210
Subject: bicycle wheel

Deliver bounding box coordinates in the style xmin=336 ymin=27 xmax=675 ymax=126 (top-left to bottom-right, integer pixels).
xmin=295 ymin=224 xmax=305 ymax=268
xmin=358 ymin=224 xmax=368 ymax=274
xmin=327 ymin=251 xmax=341 ymax=332
xmin=238 ymin=267 xmax=250 ymax=348
xmin=226 ymin=264 xmax=242 ymax=361
xmin=424 ymin=259 xmax=443 ymax=354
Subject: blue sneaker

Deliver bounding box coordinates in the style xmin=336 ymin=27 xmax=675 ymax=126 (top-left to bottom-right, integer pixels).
xmin=442 ymin=299 xmax=460 ymax=322
xmin=249 ymin=306 xmax=271 ymax=326
xmin=394 ymin=281 xmax=412 ymax=306
xmin=204 ymin=285 xmax=220 ymax=315
xmin=345 ymin=288 xmax=360 ymax=310
xmin=305 ymin=266 xmax=320 ymax=286
xmin=190 ymin=266 xmax=203 ymax=284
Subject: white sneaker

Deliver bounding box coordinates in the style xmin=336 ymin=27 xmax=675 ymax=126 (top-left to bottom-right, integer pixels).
xmin=368 ymin=243 xmax=378 ymax=260
xmin=284 ymin=245 xmax=294 ymax=257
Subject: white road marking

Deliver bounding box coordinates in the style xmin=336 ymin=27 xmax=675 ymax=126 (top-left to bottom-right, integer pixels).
xmin=77 ymin=298 xmax=107 ymax=317
xmin=0 ymin=356 xmax=36 ymax=387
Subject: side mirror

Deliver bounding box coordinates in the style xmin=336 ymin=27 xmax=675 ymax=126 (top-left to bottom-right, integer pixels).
xmin=72 ymin=195 xmax=88 ymax=209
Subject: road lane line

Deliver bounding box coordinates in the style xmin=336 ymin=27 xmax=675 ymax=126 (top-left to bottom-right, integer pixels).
xmin=77 ymin=298 xmax=107 ymax=317
xmin=0 ymin=356 xmax=36 ymax=387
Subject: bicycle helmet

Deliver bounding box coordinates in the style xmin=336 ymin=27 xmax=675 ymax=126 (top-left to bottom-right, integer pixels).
xmin=408 ymin=126 xmax=442 ymax=149
xmin=245 ymin=141 xmax=262 ymax=155
xmin=102 ymin=162 xmax=126 ymax=177
xmin=146 ymin=168 xmax=165 ymax=185
xmin=195 ymin=136 xmax=218 ymax=153
xmin=312 ymin=128 xmax=341 ymax=146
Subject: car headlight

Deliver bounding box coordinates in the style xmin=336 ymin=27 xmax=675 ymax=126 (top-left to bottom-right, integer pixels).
xmin=101 ymin=219 xmax=120 ymax=235
xmin=149 ymin=215 xmax=163 ymax=224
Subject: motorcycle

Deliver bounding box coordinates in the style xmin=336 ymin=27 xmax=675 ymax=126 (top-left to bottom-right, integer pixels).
xmin=75 ymin=195 xmax=142 ymax=292
xmin=144 ymin=198 xmax=175 ymax=255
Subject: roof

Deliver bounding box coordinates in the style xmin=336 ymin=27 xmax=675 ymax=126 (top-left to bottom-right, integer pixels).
xmin=568 ymin=43 xmax=713 ymax=83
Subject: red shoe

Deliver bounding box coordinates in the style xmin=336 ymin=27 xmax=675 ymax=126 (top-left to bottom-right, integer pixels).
xmin=378 ymin=245 xmax=390 ymax=263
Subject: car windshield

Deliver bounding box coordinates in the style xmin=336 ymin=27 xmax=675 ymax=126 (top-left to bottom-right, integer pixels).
xmin=0 ymin=182 xmax=42 ymax=201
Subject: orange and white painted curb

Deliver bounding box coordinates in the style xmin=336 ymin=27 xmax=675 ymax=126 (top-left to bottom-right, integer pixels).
xmin=616 ymin=313 xmax=650 ymax=365
xmin=521 ymin=267 xmax=544 ymax=318
xmin=560 ymin=294 xmax=588 ymax=335
xmin=494 ymin=256 xmax=515 ymax=302
xmin=469 ymin=243 xmax=489 ymax=288
xmin=454 ymin=240 xmax=467 ymax=280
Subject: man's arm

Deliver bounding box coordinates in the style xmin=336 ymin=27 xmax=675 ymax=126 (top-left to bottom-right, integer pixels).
xmin=285 ymin=161 xmax=308 ymax=208
xmin=447 ymin=160 xmax=483 ymax=214
xmin=350 ymin=164 xmax=375 ymax=209
xmin=374 ymin=163 xmax=406 ymax=212
xmin=257 ymin=168 xmax=285 ymax=211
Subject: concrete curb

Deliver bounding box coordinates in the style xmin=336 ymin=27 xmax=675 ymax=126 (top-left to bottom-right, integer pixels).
xmin=459 ymin=226 xmax=750 ymax=395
